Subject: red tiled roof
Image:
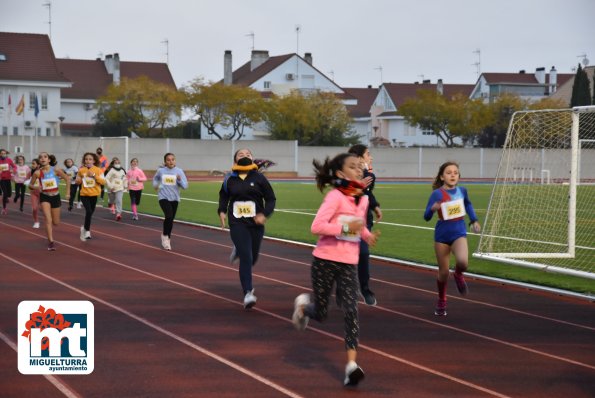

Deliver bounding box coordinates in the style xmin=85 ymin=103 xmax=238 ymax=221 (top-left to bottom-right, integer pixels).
xmin=482 ymin=72 xmax=573 ymax=86
xmin=232 ymin=54 xmax=294 ymax=86
xmin=383 ymin=83 xmax=474 ymax=108
xmin=343 ymin=87 xmax=378 ymax=118
xmin=0 ymin=32 xmax=70 ymax=84
xmin=57 ymin=58 xmax=177 ymax=100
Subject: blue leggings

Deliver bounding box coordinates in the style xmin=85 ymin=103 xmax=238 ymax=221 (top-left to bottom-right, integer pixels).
xmin=230 ymin=223 xmax=264 ymax=294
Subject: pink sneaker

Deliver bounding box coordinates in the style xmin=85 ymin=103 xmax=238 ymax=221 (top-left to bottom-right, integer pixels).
xmin=116 ymin=213 xmax=122 ymax=221
xmin=434 ymin=299 xmax=447 ymax=316
xmin=453 ymin=272 xmax=468 ymax=296
xmin=1 ymin=208 xmax=7 ymax=215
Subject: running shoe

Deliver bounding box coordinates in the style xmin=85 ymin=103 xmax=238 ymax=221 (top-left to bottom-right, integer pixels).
xmin=47 ymin=241 xmax=56 ymax=251
xmin=32 ymin=222 xmax=40 ymax=229
xmin=77 ymin=202 xmax=82 ymax=209
xmin=85 ymin=231 xmax=92 ymax=240
xmin=116 ymin=213 xmax=122 ymax=221
xmin=453 ymin=272 xmax=468 ymax=296
xmin=344 ymin=362 xmax=365 ymax=387
xmin=161 ymin=235 xmax=171 ymax=250
xmin=1 ymin=208 xmax=7 ymax=215
xmin=292 ymin=293 xmax=310 ymax=331
xmin=80 ymin=226 xmax=86 ymax=241
xmin=243 ymin=289 xmax=257 ymax=309
xmin=110 ymin=204 xmax=115 ymax=214
xmin=361 ymin=288 xmax=377 ymax=306
xmin=434 ymin=299 xmax=447 ymax=316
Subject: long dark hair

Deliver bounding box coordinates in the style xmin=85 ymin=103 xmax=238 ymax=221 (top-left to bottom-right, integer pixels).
xmin=39 ymin=152 xmax=57 ymax=166
xmin=312 ymin=153 xmax=356 ymax=192
xmin=348 ymin=144 xmax=368 ymax=157
xmin=82 ymin=152 xmax=100 ymax=167
xmin=432 ymin=161 xmax=460 ymax=190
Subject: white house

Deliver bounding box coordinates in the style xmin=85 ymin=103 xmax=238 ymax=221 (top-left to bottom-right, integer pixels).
xmin=369 ymin=81 xmax=474 ymax=147
xmin=0 ymin=32 xmax=72 ymax=140
xmin=207 ymin=50 xmax=354 ymax=140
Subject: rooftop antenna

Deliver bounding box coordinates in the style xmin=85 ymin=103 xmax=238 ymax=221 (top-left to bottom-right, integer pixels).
xmin=577 ymin=53 xmax=589 ymax=66
xmin=418 ymin=74 xmax=425 ymax=82
xmin=472 ymin=48 xmax=481 ymax=78
xmin=161 ymin=39 xmax=169 ymax=64
xmin=245 ymin=31 xmax=255 ymax=51
xmin=295 ymin=25 xmax=301 ymax=78
xmin=374 ymin=66 xmax=383 ymax=85
xmin=42 ymin=1 xmax=52 ymax=40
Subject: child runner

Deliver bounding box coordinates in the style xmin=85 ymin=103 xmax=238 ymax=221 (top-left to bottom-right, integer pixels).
xmin=76 ymin=152 xmax=106 ymax=241
xmin=152 ymin=153 xmax=188 ymax=251
xmin=0 ymin=148 xmax=17 ymax=214
xmin=292 ymin=153 xmax=379 ymax=387
xmin=29 ymin=158 xmax=41 ymax=228
xmin=12 ymin=155 xmax=30 ymax=212
xmin=217 ymin=148 xmax=276 ymax=309
xmin=28 ymin=152 xmax=70 ymax=250
xmin=126 ymin=158 xmax=147 ymax=220
xmin=63 ymin=158 xmax=79 ymax=211
xmin=347 ymin=144 xmax=382 ymax=306
xmin=424 ymin=161 xmax=480 ymax=316
xmin=96 ymin=147 xmax=108 ymax=205
xmin=105 ymin=157 xmax=127 ymax=221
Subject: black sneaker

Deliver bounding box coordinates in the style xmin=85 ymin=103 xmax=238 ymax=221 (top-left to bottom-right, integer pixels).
xmin=362 ymin=289 xmax=377 ymax=306
xmin=47 ymin=241 xmax=56 ymax=251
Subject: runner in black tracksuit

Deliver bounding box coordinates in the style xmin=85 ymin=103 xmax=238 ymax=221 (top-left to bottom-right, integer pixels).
xmin=218 ymin=148 xmax=276 ymax=309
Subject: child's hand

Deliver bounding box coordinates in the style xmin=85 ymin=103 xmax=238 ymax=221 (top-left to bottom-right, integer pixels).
xmin=254 ymin=213 xmax=267 ymax=225
xmin=219 ymin=212 xmax=227 ymax=229
xmin=347 ymin=218 xmax=364 ymax=233
xmin=365 ymin=230 xmax=381 ymax=247
xmin=470 ymin=221 xmax=481 ymax=234
xmin=362 ymin=176 xmax=373 ymax=188
xmin=431 ymin=202 xmax=441 ymax=212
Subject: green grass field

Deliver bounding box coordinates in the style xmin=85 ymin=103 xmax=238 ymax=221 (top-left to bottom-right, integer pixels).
xmin=88 ymin=181 xmax=595 ymax=295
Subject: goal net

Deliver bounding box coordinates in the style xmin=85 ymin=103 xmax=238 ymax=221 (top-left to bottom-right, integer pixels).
xmin=72 ymin=136 xmax=129 ymax=170
xmin=474 ymin=106 xmax=595 ymax=279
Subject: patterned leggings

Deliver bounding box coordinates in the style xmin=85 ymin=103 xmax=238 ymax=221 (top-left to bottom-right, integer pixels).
xmin=304 ymin=257 xmax=359 ymax=350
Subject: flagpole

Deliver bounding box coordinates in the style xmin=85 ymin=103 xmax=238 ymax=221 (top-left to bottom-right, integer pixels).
xmin=7 ymin=94 xmax=11 ymax=154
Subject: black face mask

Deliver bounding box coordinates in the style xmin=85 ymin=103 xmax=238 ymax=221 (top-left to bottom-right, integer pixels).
xmin=237 ymin=157 xmax=253 ymax=166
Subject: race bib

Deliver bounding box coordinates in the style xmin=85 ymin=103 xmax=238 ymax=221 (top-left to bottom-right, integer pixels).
xmin=0 ymin=164 xmax=8 ymax=172
xmin=18 ymin=170 xmax=27 ymax=178
xmin=113 ymin=178 xmax=123 ymax=187
xmin=41 ymin=177 xmax=58 ymax=191
xmin=233 ymin=201 xmax=256 ymax=218
xmin=441 ymin=198 xmax=466 ymax=220
xmin=83 ymin=177 xmax=96 ymax=188
xmin=162 ymin=174 xmax=176 ymax=186
xmin=336 ymin=215 xmax=361 ymax=243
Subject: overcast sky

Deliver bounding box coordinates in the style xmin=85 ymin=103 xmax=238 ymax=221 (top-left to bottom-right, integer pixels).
xmin=2 ymin=0 xmax=594 ymax=88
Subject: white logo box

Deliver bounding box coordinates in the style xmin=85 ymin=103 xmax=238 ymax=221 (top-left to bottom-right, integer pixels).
xmin=18 ymin=300 xmax=94 ymax=375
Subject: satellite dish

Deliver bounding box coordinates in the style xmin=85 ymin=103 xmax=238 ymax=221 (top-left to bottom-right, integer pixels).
xmin=583 ymin=57 xmax=589 ymax=66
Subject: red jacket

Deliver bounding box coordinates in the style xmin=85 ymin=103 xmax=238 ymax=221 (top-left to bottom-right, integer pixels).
xmin=0 ymin=157 xmax=16 ymax=180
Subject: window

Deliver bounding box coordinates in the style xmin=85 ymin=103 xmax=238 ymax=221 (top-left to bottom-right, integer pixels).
xmin=13 ymin=127 xmax=18 ymax=136
xmin=29 ymin=92 xmax=36 ymax=109
xmin=2 ymin=126 xmax=6 ymax=135
xmin=0 ymin=89 xmax=4 ymax=109
xmin=264 ymin=81 xmax=271 ymax=89
xmin=41 ymin=92 xmax=48 ymax=110
xmin=46 ymin=128 xmax=51 ymax=136
xmin=422 ymin=128 xmax=434 ymax=136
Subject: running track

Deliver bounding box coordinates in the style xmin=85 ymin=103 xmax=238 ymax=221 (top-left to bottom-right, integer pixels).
xmin=1 ymin=200 xmax=594 ymax=398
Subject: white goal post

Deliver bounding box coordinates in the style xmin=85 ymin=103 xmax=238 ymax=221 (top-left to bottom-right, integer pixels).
xmin=473 ymin=106 xmax=595 ymax=279
xmin=72 ymin=136 xmax=129 ymax=170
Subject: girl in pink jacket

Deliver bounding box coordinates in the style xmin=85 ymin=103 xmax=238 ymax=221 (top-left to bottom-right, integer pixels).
xmin=292 ymin=152 xmax=379 ymax=388
xmin=126 ymin=158 xmax=147 ymax=220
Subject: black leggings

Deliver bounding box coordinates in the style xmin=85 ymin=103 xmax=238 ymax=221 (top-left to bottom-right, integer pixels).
xmin=304 ymin=257 xmax=359 ymax=350
xmin=0 ymin=180 xmax=11 ymax=209
xmin=80 ymin=196 xmax=98 ymax=231
xmin=68 ymin=184 xmax=80 ymax=208
xmin=14 ymin=182 xmax=26 ymax=209
xmin=129 ymin=189 xmax=143 ymax=205
xmin=159 ymin=199 xmax=178 ymax=237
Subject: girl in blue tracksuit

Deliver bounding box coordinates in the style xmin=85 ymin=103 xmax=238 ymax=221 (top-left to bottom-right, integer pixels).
xmin=152 ymin=153 xmax=188 ymax=251
xmin=424 ymin=162 xmax=480 ymax=316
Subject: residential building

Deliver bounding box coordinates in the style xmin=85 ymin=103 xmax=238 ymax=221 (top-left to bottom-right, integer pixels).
xmin=343 ymin=86 xmax=379 ymax=145
xmin=369 ymin=81 xmax=474 ymax=147
xmin=549 ymin=65 xmax=595 ymax=106
xmin=469 ymin=67 xmax=573 ymax=103
xmin=0 ymin=32 xmax=72 ymax=138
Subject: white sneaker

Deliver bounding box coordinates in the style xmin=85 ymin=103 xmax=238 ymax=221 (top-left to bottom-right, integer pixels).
xmin=77 ymin=202 xmax=82 ymax=209
xmin=80 ymin=226 xmax=86 ymax=241
xmin=161 ymin=235 xmax=171 ymax=250
xmin=243 ymin=289 xmax=257 ymax=309
xmin=32 ymin=222 xmax=40 ymax=229
xmin=344 ymin=362 xmax=365 ymax=387
xmin=292 ymin=293 xmax=310 ymax=331
xmin=85 ymin=230 xmax=92 ymax=240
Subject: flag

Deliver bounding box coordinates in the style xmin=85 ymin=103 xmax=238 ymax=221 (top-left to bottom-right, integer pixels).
xmin=34 ymin=95 xmax=40 ymax=118
xmin=15 ymin=95 xmax=25 ymax=115
xmin=7 ymin=94 xmax=11 ymax=112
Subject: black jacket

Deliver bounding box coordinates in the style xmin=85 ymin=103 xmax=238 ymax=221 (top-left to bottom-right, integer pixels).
xmin=218 ymin=170 xmax=276 ymax=226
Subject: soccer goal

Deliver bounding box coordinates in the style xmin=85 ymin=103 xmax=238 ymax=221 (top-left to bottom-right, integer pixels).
xmin=473 ymin=106 xmax=595 ymax=279
xmin=72 ymin=136 xmax=129 ymax=168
